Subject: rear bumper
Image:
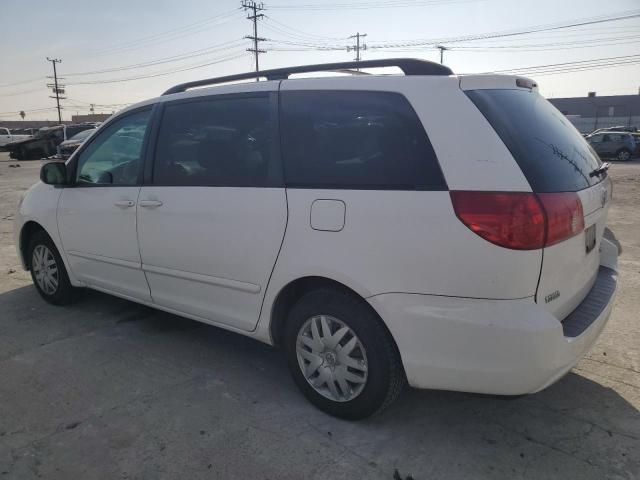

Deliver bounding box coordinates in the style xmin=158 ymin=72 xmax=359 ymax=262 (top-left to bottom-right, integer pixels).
xmin=368 ymin=238 xmax=618 ymax=395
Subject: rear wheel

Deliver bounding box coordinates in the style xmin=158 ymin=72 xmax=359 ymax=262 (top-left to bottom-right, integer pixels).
xmin=616 ymin=148 xmax=631 ymax=162
xmin=27 ymin=231 xmax=74 ymax=305
xmin=284 ymin=288 xmax=405 ymax=420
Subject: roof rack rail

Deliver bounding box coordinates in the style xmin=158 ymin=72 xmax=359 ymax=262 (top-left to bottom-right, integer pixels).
xmin=162 ymin=58 xmax=453 ymax=95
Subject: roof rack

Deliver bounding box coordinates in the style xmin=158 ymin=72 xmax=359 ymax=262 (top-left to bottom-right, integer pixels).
xmin=162 ymin=58 xmax=453 ymax=95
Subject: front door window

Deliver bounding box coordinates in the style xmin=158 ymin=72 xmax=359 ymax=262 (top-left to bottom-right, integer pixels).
xmin=76 ymin=109 xmax=151 ymax=185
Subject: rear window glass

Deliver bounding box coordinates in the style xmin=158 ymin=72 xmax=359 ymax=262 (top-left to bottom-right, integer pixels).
xmin=466 ymin=89 xmax=603 ymax=192
xmin=280 ymin=91 xmax=446 ymax=190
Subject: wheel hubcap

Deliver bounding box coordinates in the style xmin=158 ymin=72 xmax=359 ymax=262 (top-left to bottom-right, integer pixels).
xmin=32 ymin=245 xmax=58 ymax=295
xmin=296 ymin=315 xmax=368 ymax=402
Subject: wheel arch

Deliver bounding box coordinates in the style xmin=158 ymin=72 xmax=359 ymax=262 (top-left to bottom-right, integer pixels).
xmin=269 ymin=276 xmax=402 ymax=360
xmin=19 ymin=220 xmax=48 ymax=269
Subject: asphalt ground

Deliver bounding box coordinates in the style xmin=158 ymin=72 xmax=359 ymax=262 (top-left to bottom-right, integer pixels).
xmin=0 ymin=152 xmax=638 ymax=480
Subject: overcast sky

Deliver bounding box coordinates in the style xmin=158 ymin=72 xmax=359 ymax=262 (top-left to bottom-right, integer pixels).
xmin=1 ymin=0 xmax=639 ymax=121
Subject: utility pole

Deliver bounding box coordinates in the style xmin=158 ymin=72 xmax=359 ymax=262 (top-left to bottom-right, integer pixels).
xmin=46 ymin=57 xmax=65 ymax=123
xmin=347 ymin=32 xmax=367 ymax=63
xmin=241 ymin=1 xmax=266 ymax=81
xmin=436 ymin=45 xmax=448 ymax=65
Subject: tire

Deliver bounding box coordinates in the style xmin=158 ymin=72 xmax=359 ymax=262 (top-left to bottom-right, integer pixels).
xmin=27 ymin=230 xmax=74 ymax=305
xmin=284 ymin=288 xmax=406 ymax=420
xmin=616 ymin=148 xmax=631 ymax=162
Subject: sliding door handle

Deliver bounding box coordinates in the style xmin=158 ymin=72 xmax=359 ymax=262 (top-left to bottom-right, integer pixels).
xmin=139 ymin=200 xmax=163 ymax=208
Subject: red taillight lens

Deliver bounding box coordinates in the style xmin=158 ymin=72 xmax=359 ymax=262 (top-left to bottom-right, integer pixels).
xmin=450 ymin=191 xmax=546 ymax=250
xmin=450 ymin=191 xmax=585 ymax=250
xmin=537 ymin=192 xmax=584 ymax=246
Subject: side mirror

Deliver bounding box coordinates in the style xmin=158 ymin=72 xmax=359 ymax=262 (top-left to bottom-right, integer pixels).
xmin=40 ymin=162 xmax=68 ymax=186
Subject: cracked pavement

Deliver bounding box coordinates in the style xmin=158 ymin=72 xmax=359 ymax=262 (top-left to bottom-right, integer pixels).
xmin=0 ymin=154 xmax=638 ymax=479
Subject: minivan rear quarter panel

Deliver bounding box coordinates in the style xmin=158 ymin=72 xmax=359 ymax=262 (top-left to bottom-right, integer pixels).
xmin=260 ymin=77 xmax=542 ymax=309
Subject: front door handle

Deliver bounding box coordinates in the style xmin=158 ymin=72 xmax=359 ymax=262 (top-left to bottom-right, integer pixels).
xmin=139 ymin=200 xmax=163 ymax=208
xmin=114 ymin=200 xmax=135 ymax=208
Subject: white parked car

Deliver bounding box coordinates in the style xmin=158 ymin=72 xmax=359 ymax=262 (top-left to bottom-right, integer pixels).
xmin=0 ymin=127 xmax=31 ymax=147
xmin=14 ymin=59 xmax=618 ymax=419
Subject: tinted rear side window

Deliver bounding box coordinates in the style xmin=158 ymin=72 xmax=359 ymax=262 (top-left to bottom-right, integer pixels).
xmin=153 ymin=95 xmax=279 ymax=187
xmin=466 ymin=89 xmax=603 ymax=192
xmin=280 ymin=91 xmax=446 ymax=190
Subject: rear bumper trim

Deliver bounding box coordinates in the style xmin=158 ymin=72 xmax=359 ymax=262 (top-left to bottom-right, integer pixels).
xmin=562 ymin=266 xmax=617 ymax=338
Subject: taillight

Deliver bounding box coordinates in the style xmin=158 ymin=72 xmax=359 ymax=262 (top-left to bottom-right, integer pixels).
xmin=537 ymin=193 xmax=584 ymax=246
xmin=450 ymin=191 xmax=584 ymax=250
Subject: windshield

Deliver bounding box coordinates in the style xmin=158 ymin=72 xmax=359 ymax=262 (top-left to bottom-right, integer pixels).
xmin=466 ymin=89 xmax=603 ymax=192
xmin=70 ymin=129 xmax=95 ymax=141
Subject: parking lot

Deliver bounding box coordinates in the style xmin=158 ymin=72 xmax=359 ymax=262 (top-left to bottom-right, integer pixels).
xmin=0 ymin=151 xmax=638 ymax=479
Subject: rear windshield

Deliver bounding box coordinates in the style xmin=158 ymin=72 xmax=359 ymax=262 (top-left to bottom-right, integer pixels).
xmin=466 ymin=89 xmax=603 ymax=192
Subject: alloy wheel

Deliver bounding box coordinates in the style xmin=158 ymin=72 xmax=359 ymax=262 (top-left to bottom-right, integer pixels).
xmin=618 ymin=150 xmax=631 ymax=161
xmin=32 ymin=245 xmax=59 ymax=295
xmin=296 ymin=315 xmax=368 ymax=402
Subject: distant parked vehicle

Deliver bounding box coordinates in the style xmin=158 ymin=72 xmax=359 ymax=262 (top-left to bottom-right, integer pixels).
xmin=632 ymin=133 xmax=640 ymax=156
xmin=5 ymin=124 xmax=95 ymax=160
xmin=0 ymin=127 xmax=31 ymax=148
xmin=11 ymin=128 xmax=38 ymax=136
xmin=586 ymin=132 xmax=636 ymax=161
xmin=55 ymin=128 xmax=97 ymax=159
xmin=590 ymin=126 xmax=638 ymax=135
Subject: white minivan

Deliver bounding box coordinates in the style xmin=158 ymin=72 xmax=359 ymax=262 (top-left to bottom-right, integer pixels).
xmin=14 ymin=59 xmax=618 ymax=419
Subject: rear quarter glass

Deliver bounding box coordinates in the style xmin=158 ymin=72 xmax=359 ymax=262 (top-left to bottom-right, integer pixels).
xmin=465 ymin=89 xmax=604 ymax=193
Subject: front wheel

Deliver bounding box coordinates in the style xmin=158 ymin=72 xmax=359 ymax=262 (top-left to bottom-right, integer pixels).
xmin=27 ymin=231 xmax=75 ymax=305
xmin=284 ymin=288 xmax=406 ymax=420
xmin=616 ymin=148 xmax=631 ymax=162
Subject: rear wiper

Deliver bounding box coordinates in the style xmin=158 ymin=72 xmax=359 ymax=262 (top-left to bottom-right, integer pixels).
xmin=589 ymin=162 xmax=610 ymax=178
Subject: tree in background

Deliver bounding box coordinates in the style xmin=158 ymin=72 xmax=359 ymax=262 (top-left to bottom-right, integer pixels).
xmin=19 ymin=110 xmax=25 ymax=120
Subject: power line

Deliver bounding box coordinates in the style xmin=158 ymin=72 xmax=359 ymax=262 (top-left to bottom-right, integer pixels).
xmin=382 ymin=35 xmax=640 ymax=54
xmin=65 ymin=51 xmax=246 ymax=85
xmin=93 ymin=8 xmax=243 ymax=56
xmin=366 ymin=9 xmax=640 ymax=48
xmin=0 ymin=77 xmax=46 ymax=89
xmin=64 ymin=39 xmax=246 ymax=77
xmin=0 ymin=87 xmax=45 ymax=98
xmin=489 ymin=53 xmax=640 ymax=72
xmin=484 ymin=54 xmax=640 ymax=76
xmin=451 ymin=33 xmax=640 ymax=49
xmin=263 ymin=16 xmax=347 ymax=41
xmin=242 ymin=1 xmax=266 ymax=80
xmin=262 ymin=11 xmax=640 ymax=52
xmin=516 ymin=60 xmax=640 ymax=76
xmin=268 ymin=0 xmax=478 ymax=10
xmin=264 ymin=38 xmax=345 ymax=49
xmin=0 ymin=107 xmax=57 ymax=118
xmin=261 ymin=23 xmax=345 ymax=47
